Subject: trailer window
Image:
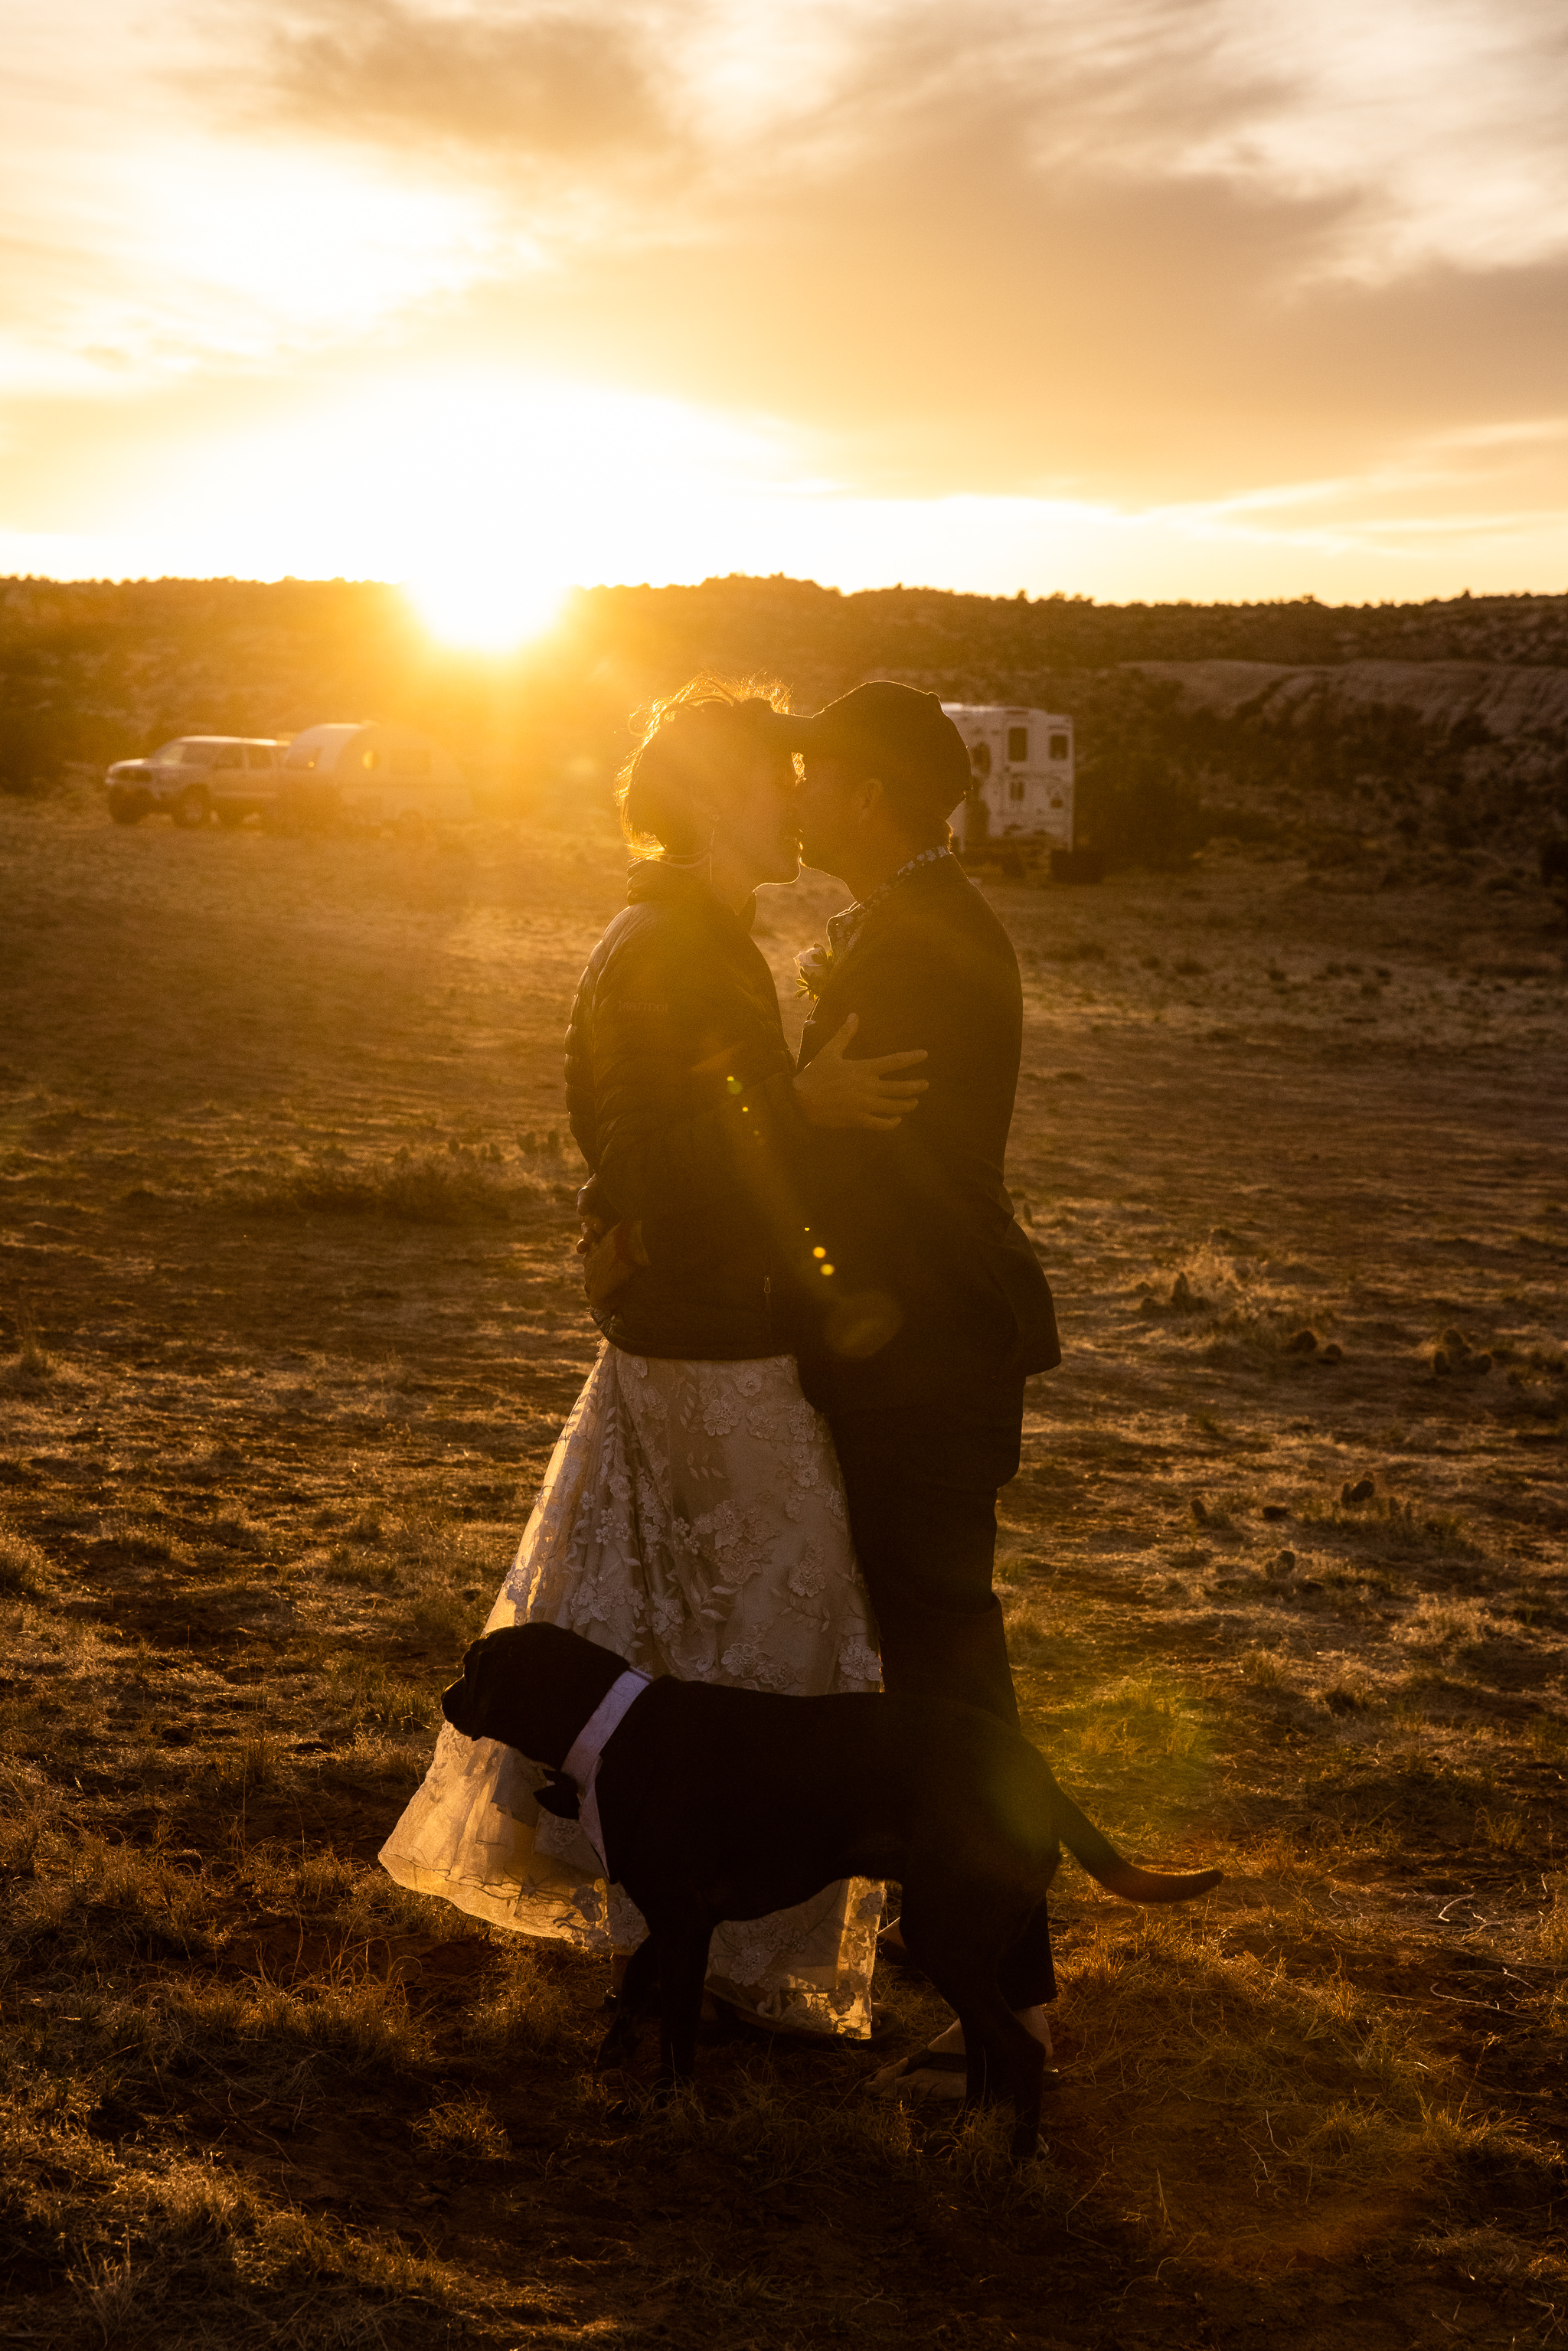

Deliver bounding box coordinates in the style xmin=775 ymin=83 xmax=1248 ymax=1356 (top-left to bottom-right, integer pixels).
xmin=1007 ymin=727 xmax=1028 ymax=762
xmin=1048 ymin=732 xmax=1069 ymax=761
xmin=969 ymin=742 xmax=991 ymax=778
xmin=1009 ymin=776 xmax=1025 ymax=802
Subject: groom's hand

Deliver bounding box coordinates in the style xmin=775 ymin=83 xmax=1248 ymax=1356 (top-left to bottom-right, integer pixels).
xmin=793 ymin=1014 xmax=928 ymax=1132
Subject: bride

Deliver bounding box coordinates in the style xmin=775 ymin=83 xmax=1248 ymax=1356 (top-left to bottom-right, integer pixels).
xmin=381 ymin=677 xmax=928 ymax=2037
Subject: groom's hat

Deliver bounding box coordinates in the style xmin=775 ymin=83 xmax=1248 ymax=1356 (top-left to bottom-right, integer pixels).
xmin=783 ymin=683 xmax=971 ymax=817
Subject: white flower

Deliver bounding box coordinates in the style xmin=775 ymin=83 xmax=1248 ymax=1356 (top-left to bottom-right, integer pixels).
xmin=795 ymin=941 xmax=834 ymax=998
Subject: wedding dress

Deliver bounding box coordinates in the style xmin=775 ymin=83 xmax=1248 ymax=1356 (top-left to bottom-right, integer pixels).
xmin=380 ymin=1345 xmax=884 ymax=2037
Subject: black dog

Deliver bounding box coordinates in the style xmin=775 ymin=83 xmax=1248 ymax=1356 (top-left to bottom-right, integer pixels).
xmin=443 ymin=1623 xmax=1220 ymax=2157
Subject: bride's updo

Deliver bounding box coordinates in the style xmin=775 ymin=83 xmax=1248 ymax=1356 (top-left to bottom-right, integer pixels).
xmin=617 ymin=674 xmax=790 ymax=859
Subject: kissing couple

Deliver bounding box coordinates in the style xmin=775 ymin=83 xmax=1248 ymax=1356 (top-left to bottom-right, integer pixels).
xmin=382 ymin=676 xmax=1060 ymax=2090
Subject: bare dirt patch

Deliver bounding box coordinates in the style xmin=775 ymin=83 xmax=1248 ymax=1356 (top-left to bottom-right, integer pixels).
xmin=2 ymin=794 xmax=1565 ymax=2348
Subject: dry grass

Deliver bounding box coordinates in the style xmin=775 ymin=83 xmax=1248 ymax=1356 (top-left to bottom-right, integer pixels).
xmin=412 ymin=2090 xmax=509 ymax=2161
xmin=0 ymin=1521 xmax=50 ymax=1596
xmin=1057 ymin=1912 xmax=1482 ymax=2253
xmin=1 ymin=1301 xmax=54 ymax=1393
xmin=238 ymin=1144 xmax=559 ymax=1227
xmin=2 ymin=803 xmax=1565 ymax=2346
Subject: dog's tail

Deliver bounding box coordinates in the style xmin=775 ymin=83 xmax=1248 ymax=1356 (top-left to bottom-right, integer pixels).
xmin=1054 ymin=1782 xmax=1222 ymax=1905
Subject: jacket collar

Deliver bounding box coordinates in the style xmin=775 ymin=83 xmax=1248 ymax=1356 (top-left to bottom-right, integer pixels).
xmin=825 ymin=844 xmax=953 ymax=961
xmin=626 ymin=857 xmax=756 ymax=935
xmin=816 ymin=847 xmax=967 ymax=990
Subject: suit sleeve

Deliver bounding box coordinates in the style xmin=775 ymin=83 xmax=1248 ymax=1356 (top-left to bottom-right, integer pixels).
xmin=803 ymin=926 xmax=1012 ymax=1222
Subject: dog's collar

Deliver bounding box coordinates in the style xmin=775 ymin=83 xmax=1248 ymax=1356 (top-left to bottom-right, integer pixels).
xmin=561 ymin=1667 xmax=650 ymax=1875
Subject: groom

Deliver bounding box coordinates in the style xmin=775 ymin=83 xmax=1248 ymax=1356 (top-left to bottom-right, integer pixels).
xmin=782 ymin=684 xmax=1060 ymax=1732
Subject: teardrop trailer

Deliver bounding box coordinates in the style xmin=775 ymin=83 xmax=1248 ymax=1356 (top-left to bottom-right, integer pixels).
xmin=940 ymin=704 xmax=1102 ymax=881
xmin=270 ymin=723 xmax=472 ymax=832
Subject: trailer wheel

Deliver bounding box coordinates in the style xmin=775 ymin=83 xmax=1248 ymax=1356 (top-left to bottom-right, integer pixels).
xmin=171 ymin=785 xmax=211 ymax=828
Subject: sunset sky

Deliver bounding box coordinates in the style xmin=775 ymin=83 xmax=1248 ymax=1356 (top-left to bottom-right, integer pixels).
xmin=5 ymin=0 xmax=1567 ymax=631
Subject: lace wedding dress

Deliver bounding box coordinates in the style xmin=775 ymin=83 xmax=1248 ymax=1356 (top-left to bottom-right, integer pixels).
xmin=380 ymin=1347 xmax=884 ymax=2037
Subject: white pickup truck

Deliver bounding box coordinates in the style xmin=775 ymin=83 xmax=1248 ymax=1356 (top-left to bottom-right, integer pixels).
xmin=105 ymin=736 xmax=283 ymax=828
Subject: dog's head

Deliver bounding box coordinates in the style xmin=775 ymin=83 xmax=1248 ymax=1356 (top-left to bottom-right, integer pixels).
xmin=441 ymin=1622 xmax=632 ymax=1765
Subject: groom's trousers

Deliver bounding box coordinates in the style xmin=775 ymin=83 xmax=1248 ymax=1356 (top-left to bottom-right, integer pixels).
xmin=827 ymin=1374 xmax=1026 ymax=1730
xmin=828 ymin=1372 xmax=1054 ymax=2008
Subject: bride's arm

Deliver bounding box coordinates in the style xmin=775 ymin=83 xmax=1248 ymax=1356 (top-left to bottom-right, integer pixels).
xmin=590 ymin=939 xmax=929 ymax=1229
xmin=591 ymin=955 xmax=805 ymax=1225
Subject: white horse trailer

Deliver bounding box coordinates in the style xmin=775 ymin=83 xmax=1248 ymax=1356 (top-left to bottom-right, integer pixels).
xmin=941 ymin=705 xmax=1073 ymax=851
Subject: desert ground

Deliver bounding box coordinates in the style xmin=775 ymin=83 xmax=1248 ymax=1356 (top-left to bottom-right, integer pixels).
xmin=1 ymin=786 xmax=1565 ymax=2350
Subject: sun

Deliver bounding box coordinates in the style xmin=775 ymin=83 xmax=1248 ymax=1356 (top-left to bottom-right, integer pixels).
xmin=404 ymin=563 xmax=568 ymax=654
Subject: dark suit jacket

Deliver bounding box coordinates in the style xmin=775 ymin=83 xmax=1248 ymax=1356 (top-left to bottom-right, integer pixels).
xmin=791 ymin=856 xmax=1060 ymax=1415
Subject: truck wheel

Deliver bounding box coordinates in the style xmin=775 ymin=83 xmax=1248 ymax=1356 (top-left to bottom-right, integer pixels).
xmin=108 ymin=790 xmax=151 ymax=826
xmin=171 ymin=785 xmax=210 ymax=828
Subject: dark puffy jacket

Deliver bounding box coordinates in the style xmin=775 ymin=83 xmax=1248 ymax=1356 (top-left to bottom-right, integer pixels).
xmin=565 ymin=862 xmax=810 ymax=1360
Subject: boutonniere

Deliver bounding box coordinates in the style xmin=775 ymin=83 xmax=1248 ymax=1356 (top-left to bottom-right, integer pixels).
xmin=795 ymin=940 xmax=834 ymax=1000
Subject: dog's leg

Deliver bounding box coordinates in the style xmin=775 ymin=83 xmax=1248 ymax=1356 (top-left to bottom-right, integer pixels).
xmin=897 ymin=1895 xmax=999 ymax=2114
xmin=926 ymin=1984 xmax=1035 ymax=2144
xmin=997 ymin=1895 xmax=1057 ymax=2013
xmin=651 ymin=1913 xmax=714 ymax=2093
xmin=597 ymin=1935 xmax=659 ymax=2069
xmin=956 ymin=2007 xmax=989 ymax=2110
xmin=963 ymin=1993 xmax=1049 ymax=2160
xmin=899 ymin=1894 xmax=1048 ymax=2159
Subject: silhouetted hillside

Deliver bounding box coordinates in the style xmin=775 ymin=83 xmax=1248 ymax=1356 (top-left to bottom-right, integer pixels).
xmin=3 ymin=572 xmax=1566 ymax=870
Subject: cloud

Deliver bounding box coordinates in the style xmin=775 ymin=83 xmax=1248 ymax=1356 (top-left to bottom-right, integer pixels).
xmin=432 ymin=64 xmax=1568 ymax=504
xmin=815 ymin=0 xmax=1568 ymax=283
xmin=3 ymin=0 xmax=1568 ymax=595
xmin=260 ymin=0 xmax=674 ymax=163
xmin=251 ymin=0 xmax=1568 ymax=281
xmin=227 ymin=0 xmax=1568 ymax=501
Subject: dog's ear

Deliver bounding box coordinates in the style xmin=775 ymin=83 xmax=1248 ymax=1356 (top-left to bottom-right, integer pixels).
xmin=460 ymin=1636 xmax=488 ymax=1675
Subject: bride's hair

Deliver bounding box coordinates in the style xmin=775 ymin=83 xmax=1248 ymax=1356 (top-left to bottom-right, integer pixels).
xmin=618 ymin=673 xmax=791 ymax=859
